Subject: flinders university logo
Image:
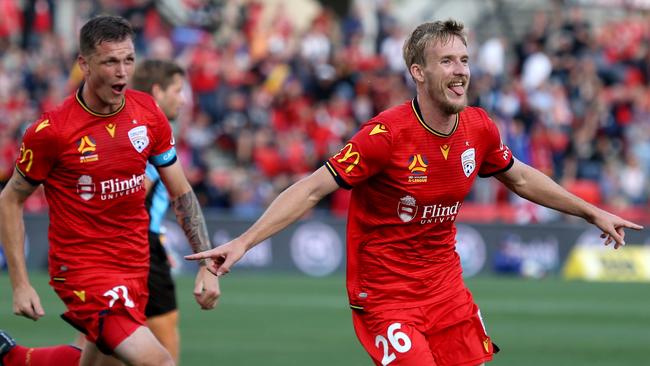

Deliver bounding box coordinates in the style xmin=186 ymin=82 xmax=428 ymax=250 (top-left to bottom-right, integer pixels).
xmin=397 ymin=195 xmax=418 ymax=222
xmin=128 ymin=126 xmax=149 ymax=153
xmin=77 ymin=175 xmax=95 ymax=201
xmin=397 ymin=195 xmax=462 ymax=224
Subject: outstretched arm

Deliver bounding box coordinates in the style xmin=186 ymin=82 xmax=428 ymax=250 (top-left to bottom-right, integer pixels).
xmin=186 ymin=166 xmax=340 ymax=275
xmin=0 ymin=170 xmax=44 ymax=320
xmin=157 ymin=161 xmax=219 ymax=309
xmin=495 ymin=158 xmax=643 ymax=248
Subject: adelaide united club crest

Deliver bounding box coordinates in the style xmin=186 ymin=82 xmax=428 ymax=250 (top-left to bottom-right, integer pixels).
xmin=461 ymin=148 xmax=476 ymax=177
xmin=128 ymin=126 xmax=149 ymax=153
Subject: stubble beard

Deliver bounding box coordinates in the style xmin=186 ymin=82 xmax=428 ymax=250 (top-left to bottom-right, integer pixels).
xmin=431 ymin=85 xmax=467 ymax=115
xmin=441 ymin=99 xmax=466 ymax=114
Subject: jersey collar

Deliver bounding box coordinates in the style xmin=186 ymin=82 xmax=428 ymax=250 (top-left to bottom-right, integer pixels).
xmin=411 ymin=98 xmax=458 ymax=137
xmin=75 ymin=83 xmax=125 ymax=117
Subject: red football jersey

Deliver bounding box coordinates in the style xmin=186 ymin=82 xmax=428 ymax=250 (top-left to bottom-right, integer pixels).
xmin=15 ymin=88 xmax=176 ymax=277
xmin=326 ymin=99 xmax=513 ymax=311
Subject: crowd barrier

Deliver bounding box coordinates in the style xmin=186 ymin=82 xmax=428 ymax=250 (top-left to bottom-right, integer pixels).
xmin=3 ymin=214 xmax=649 ymax=282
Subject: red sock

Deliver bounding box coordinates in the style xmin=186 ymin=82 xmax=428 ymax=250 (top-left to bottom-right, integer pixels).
xmin=2 ymin=344 xmax=80 ymax=366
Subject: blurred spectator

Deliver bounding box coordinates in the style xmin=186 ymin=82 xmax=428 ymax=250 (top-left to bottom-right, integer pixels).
xmin=1 ymin=0 xmax=650 ymax=223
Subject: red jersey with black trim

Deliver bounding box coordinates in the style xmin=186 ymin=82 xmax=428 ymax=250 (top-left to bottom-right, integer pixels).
xmin=15 ymin=88 xmax=176 ymax=277
xmin=326 ymin=99 xmax=513 ymax=311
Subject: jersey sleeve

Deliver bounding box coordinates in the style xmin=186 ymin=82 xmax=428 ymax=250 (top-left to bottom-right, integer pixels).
xmin=325 ymin=121 xmax=392 ymax=189
xmin=15 ymin=114 xmax=61 ymax=184
xmin=147 ymin=105 xmax=177 ymax=167
xmin=477 ymin=110 xmax=514 ymax=177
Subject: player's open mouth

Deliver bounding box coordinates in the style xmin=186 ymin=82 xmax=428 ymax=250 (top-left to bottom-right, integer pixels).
xmin=448 ymin=81 xmax=465 ymax=96
xmin=111 ymin=84 xmax=126 ymax=94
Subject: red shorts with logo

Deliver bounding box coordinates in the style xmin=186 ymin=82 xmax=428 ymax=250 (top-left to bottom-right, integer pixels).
xmin=51 ymin=273 xmax=148 ymax=354
xmin=352 ymin=289 xmax=495 ymax=366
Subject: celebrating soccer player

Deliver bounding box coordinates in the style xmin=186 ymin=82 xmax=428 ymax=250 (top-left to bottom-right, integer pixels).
xmin=186 ymin=19 xmax=642 ymax=365
xmin=69 ymin=59 xmax=207 ymax=364
xmin=0 ymin=15 xmax=218 ymax=366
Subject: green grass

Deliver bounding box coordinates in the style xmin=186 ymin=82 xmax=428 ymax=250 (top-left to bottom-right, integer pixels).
xmin=1 ymin=272 xmax=648 ymax=365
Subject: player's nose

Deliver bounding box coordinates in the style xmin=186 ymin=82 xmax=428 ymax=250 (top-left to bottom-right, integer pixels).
xmin=115 ymin=62 xmax=128 ymax=78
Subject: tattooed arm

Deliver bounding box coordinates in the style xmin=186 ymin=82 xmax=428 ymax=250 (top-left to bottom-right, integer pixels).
xmin=171 ymin=190 xmax=211 ymax=263
xmin=158 ymin=161 xmax=220 ymax=309
xmin=0 ymin=169 xmax=45 ymax=320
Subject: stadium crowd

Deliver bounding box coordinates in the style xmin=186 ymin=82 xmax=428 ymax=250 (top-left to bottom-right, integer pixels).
xmin=1 ymin=0 xmax=650 ymax=222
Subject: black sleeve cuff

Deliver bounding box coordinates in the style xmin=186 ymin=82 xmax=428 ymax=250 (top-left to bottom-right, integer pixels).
xmin=15 ymin=166 xmax=42 ymax=186
xmin=478 ymin=156 xmax=514 ymax=178
xmin=324 ymin=162 xmax=353 ymax=190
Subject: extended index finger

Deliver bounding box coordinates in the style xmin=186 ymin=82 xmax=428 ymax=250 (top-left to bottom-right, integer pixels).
xmin=185 ymin=251 xmax=213 ymax=260
xmin=623 ymin=221 xmax=643 ymax=231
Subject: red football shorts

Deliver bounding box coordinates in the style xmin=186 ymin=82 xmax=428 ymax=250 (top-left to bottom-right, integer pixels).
xmin=51 ymin=273 xmax=149 ymax=354
xmin=352 ymin=289 xmax=495 ymax=366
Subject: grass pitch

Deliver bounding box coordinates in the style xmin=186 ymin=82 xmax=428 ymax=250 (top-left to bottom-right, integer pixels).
xmin=1 ymin=272 xmax=648 ymax=365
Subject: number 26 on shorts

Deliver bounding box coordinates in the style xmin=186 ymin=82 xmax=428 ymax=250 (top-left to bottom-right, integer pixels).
xmin=375 ymin=323 xmax=412 ymax=366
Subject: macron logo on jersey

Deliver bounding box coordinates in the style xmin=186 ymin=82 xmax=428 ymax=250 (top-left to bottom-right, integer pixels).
xmin=369 ymin=124 xmax=387 ymax=135
xmin=35 ymin=119 xmax=50 ymax=133
xmin=397 ymin=195 xmax=462 ymax=224
xmin=440 ymin=144 xmax=450 ymax=160
xmin=105 ymin=123 xmax=116 ymax=138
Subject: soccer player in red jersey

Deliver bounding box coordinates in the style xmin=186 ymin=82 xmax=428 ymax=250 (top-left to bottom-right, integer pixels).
xmin=187 ymin=20 xmax=641 ymax=366
xmin=72 ymin=59 xmax=199 ymax=364
xmin=0 ymin=15 xmax=218 ymax=366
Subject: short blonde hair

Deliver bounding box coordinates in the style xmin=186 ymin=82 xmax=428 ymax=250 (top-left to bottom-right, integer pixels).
xmin=402 ymin=19 xmax=467 ymax=69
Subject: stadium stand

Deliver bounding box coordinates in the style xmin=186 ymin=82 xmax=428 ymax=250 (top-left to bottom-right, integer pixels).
xmin=1 ymin=0 xmax=650 ymax=223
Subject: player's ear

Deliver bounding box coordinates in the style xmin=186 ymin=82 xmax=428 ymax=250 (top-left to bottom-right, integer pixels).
xmin=410 ymin=63 xmax=425 ymax=83
xmin=151 ymin=84 xmax=163 ymax=100
xmin=78 ymin=54 xmax=89 ymax=76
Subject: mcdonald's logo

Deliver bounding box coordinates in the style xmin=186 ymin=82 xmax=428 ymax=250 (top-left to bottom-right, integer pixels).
xmin=333 ymin=143 xmax=361 ymax=173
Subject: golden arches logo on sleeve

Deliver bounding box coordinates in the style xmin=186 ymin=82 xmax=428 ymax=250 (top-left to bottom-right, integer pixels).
xmin=333 ymin=143 xmax=361 ymax=174
xmin=19 ymin=143 xmax=34 ymax=172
